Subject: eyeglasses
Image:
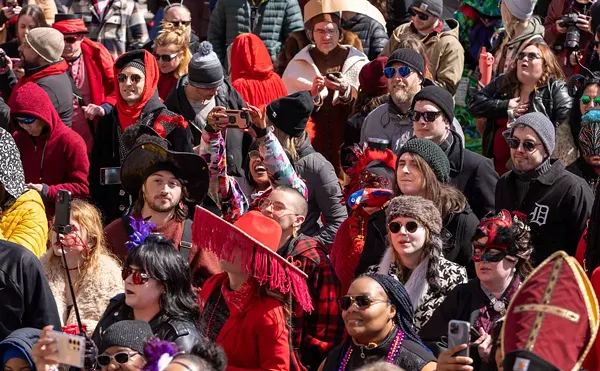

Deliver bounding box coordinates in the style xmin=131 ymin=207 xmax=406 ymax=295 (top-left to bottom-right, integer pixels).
xmin=167 ymin=20 xmax=191 ymax=27
xmin=249 ymin=150 xmax=262 ymax=159
xmin=388 ymin=220 xmax=420 ymax=234
xmin=313 ymin=28 xmax=338 ymax=36
xmin=96 ymin=352 xmax=140 ymax=366
xmin=117 ymin=73 xmax=143 ymax=84
xmin=581 ymin=95 xmax=600 ymax=106
xmin=154 ymin=51 xmax=181 ymax=62
xmin=257 ymin=198 xmax=297 ymax=217
xmin=506 ymin=137 xmax=543 ymax=152
xmin=14 ymin=117 xmax=36 ymax=125
xmin=64 ymin=36 xmax=80 ymax=44
xmin=516 ymin=52 xmax=541 ymax=61
xmin=338 ymin=295 xmax=390 ymax=311
xmin=383 ymin=66 xmax=413 ymax=79
xmin=408 ymin=8 xmax=430 ymax=20
xmin=473 ymin=243 xmax=507 ymax=263
xmin=121 ymin=267 xmax=149 ymax=285
xmin=410 ymin=110 xmax=443 ymax=123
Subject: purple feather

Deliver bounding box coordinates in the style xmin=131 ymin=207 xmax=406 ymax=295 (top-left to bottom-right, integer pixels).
xmin=142 ymin=338 xmax=180 ymax=371
xmin=125 ymin=216 xmax=157 ymax=252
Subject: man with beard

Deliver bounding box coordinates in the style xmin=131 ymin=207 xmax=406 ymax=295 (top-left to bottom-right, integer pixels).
xmin=0 ymin=27 xmax=73 ymax=126
xmin=359 ymin=48 xmax=464 ymax=152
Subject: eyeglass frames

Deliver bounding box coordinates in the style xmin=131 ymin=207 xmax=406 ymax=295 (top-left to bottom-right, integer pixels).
xmin=14 ymin=117 xmax=36 ymax=125
xmin=338 ymin=295 xmax=390 ymax=311
xmin=410 ymin=110 xmax=443 ymax=123
xmin=121 ymin=267 xmax=150 ymax=285
xmin=388 ymin=220 xmax=420 ymax=234
xmin=117 ymin=73 xmax=142 ymax=84
xmin=408 ymin=8 xmax=430 ymax=21
xmin=581 ymin=95 xmax=600 ymax=106
xmin=506 ymin=138 xmax=543 ymax=152
xmin=383 ymin=66 xmax=413 ymax=79
xmin=96 ymin=352 xmax=140 ymax=366
xmin=257 ymin=198 xmax=297 ymax=217
xmin=154 ymin=51 xmax=181 ymax=62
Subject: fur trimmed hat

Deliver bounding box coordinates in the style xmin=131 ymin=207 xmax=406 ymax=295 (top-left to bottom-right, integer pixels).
xmin=386 ymin=195 xmax=442 ymax=235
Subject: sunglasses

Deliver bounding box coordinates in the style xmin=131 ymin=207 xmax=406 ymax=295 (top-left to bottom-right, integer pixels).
xmin=168 ymin=21 xmax=190 ymax=27
xmin=117 ymin=73 xmax=142 ymax=84
xmin=506 ymin=138 xmax=543 ymax=152
xmin=121 ymin=267 xmax=149 ymax=285
xmin=581 ymin=95 xmax=600 ymax=106
xmin=408 ymin=8 xmax=430 ymax=20
xmin=154 ymin=51 xmax=180 ymax=62
xmin=516 ymin=52 xmax=541 ymax=61
xmin=96 ymin=352 xmax=139 ymax=366
xmin=338 ymin=295 xmax=390 ymax=311
xmin=257 ymin=198 xmax=296 ymax=217
xmin=388 ymin=220 xmax=420 ymax=234
xmin=64 ymin=36 xmax=80 ymax=44
xmin=14 ymin=117 xmax=36 ymax=125
xmin=410 ymin=110 xmax=443 ymax=123
xmin=473 ymin=244 xmax=507 ymax=263
xmin=383 ymin=66 xmax=413 ymax=79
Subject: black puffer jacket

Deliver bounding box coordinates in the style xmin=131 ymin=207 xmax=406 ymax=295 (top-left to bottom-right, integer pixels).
xmin=92 ymin=294 xmax=204 ymax=353
xmin=342 ymin=14 xmax=388 ymax=60
xmin=468 ymin=75 xmax=572 ymax=159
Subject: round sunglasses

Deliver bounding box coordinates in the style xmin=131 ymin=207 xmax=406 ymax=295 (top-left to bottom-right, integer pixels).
xmin=581 ymin=95 xmax=600 ymax=106
xmin=121 ymin=267 xmax=149 ymax=285
xmin=14 ymin=117 xmax=36 ymax=125
xmin=388 ymin=220 xmax=420 ymax=234
xmin=117 ymin=73 xmax=142 ymax=84
xmin=96 ymin=352 xmax=140 ymax=366
xmin=338 ymin=295 xmax=390 ymax=311
xmin=506 ymin=138 xmax=543 ymax=152
xmin=154 ymin=51 xmax=181 ymax=62
xmin=383 ymin=66 xmax=413 ymax=79
xmin=410 ymin=110 xmax=443 ymax=123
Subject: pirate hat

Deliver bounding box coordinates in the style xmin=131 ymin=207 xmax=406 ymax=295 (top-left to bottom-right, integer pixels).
xmin=501 ymin=251 xmax=600 ymax=371
xmin=192 ymin=206 xmax=313 ymax=312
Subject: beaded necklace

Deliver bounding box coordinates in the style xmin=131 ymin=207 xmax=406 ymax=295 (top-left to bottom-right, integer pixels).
xmin=337 ymin=328 xmax=405 ymax=371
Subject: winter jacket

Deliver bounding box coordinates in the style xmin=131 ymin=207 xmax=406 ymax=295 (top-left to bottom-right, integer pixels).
xmin=444 ymin=130 xmax=498 ymax=219
xmin=10 ymin=82 xmax=89 ymax=218
xmin=199 ymin=273 xmax=292 ymax=371
xmin=0 ymin=239 xmax=61 ymax=340
xmin=41 ymin=253 xmax=122 ymax=336
xmin=0 ymin=190 xmax=48 ymax=257
xmin=381 ymin=19 xmax=465 ymax=95
xmin=0 ymin=328 xmax=40 ymax=369
xmin=342 ymin=13 xmax=388 ymax=60
xmin=207 ymin=0 xmax=304 ymax=71
xmin=164 ymin=76 xmax=253 ymax=178
xmin=567 ymin=156 xmax=599 ymax=191
xmin=495 ymin=160 xmax=593 ymax=266
xmin=295 ymin=136 xmax=348 ymax=248
xmin=93 ymin=294 xmax=204 ymax=353
xmin=468 ymin=75 xmax=572 ymax=159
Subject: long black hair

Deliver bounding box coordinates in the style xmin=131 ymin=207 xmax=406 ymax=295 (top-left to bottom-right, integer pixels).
xmin=568 ymin=78 xmax=600 ymax=148
xmin=126 ymin=234 xmax=199 ymax=324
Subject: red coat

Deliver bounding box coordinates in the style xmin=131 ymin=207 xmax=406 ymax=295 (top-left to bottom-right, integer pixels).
xmin=584 ymin=266 xmax=600 ymax=371
xmin=10 ymin=83 xmax=89 ymax=217
xmin=80 ymin=38 xmax=117 ymax=109
xmin=199 ymin=273 xmax=291 ymax=371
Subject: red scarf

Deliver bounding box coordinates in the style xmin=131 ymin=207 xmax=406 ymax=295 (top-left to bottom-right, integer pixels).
xmin=9 ymin=61 xmax=68 ymax=106
xmin=114 ymin=50 xmax=159 ymax=130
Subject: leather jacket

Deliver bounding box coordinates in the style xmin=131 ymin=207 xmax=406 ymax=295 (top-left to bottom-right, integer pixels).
xmin=468 ymin=74 xmax=572 ymax=158
xmin=92 ymin=294 xmax=204 ymax=353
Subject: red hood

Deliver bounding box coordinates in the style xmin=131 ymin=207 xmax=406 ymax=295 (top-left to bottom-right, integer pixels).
xmin=9 ymin=82 xmax=61 ymax=133
xmin=230 ymin=33 xmax=274 ymax=81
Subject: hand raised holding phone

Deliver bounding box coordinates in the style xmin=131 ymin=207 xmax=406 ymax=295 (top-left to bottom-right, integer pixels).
xmin=206 ymin=106 xmax=229 ymax=132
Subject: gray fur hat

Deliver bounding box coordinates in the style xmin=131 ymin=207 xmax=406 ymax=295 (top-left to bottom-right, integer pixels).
xmin=385 ymin=195 xmax=442 ymax=235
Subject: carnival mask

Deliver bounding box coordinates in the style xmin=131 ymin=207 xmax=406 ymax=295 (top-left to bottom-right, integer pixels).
xmin=472 ymin=210 xmax=531 ymax=262
xmin=579 ymin=121 xmax=600 ymax=158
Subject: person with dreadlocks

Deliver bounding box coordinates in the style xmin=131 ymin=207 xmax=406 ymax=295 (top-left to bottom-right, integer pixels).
xmin=318 ymin=273 xmax=437 ymax=371
xmin=419 ymin=210 xmax=533 ymax=370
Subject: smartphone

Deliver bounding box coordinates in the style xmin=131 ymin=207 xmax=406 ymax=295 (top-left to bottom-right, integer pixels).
xmin=224 ymin=110 xmax=250 ymax=129
xmin=0 ymin=51 xmax=6 ymax=69
xmin=367 ymin=138 xmax=389 ymax=151
xmin=448 ymin=320 xmax=470 ymax=357
xmin=54 ymin=190 xmax=72 ymax=234
xmin=326 ymin=72 xmax=342 ymax=81
xmin=100 ymin=167 xmax=121 ymax=185
xmin=48 ymin=331 xmax=85 ymax=368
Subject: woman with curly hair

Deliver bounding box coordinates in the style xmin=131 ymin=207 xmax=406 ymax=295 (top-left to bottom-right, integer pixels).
xmin=153 ymin=25 xmax=192 ymax=100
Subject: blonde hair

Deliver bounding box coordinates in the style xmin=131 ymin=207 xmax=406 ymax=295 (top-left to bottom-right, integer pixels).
xmin=501 ymin=2 xmax=529 ymax=38
xmin=153 ymin=24 xmax=192 ymax=79
xmin=272 ymin=125 xmax=304 ymax=163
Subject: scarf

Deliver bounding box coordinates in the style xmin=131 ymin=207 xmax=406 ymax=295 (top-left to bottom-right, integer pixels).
xmin=475 ymin=275 xmax=521 ymax=338
xmin=8 ymin=61 xmax=68 ymax=106
xmin=378 ymin=248 xmax=430 ymax=310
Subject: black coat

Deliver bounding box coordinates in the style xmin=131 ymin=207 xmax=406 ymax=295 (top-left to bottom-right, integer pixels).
xmin=468 ymin=75 xmax=572 ymax=159
xmin=0 ymin=240 xmax=61 ymax=340
xmin=445 ymin=130 xmax=498 ymax=219
xmin=92 ymin=294 xmax=204 ymax=353
xmin=89 ymin=93 xmax=194 ymax=225
xmin=495 ymin=160 xmax=593 ymax=265
xmin=342 ymin=14 xmax=388 ymax=60
xmin=164 ymin=76 xmax=253 ymax=177
xmin=567 ymin=156 xmax=599 ymax=191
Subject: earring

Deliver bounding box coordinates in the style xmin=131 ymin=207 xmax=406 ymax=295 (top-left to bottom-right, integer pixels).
xmin=292 ymin=227 xmax=297 ymax=238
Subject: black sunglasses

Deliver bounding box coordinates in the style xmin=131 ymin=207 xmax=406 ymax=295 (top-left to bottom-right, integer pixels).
xmin=96 ymin=352 xmax=139 ymax=366
xmin=117 ymin=73 xmax=142 ymax=84
xmin=506 ymin=138 xmax=543 ymax=152
xmin=338 ymin=295 xmax=390 ymax=311
xmin=64 ymin=36 xmax=80 ymax=44
xmin=168 ymin=20 xmax=191 ymax=27
xmin=516 ymin=52 xmax=541 ymax=61
xmin=154 ymin=51 xmax=180 ymax=62
xmin=410 ymin=110 xmax=443 ymax=123
xmin=408 ymin=8 xmax=430 ymax=20
xmin=388 ymin=220 xmax=420 ymax=234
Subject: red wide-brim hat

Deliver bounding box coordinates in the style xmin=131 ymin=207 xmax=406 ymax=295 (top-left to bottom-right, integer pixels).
xmin=501 ymin=251 xmax=600 ymax=371
xmin=192 ymin=206 xmax=313 ymax=312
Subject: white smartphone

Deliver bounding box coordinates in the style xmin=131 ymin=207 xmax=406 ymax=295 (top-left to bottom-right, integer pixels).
xmin=49 ymin=331 xmax=85 ymax=368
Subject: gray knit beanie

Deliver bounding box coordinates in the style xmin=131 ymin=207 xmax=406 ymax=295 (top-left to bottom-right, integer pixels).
xmin=503 ymin=0 xmax=537 ymax=20
xmin=98 ymin=320 xmax=153 ymax=354
xmin=397 ymin=137 xmax=451 ymax=183
xmin=386 ymin=195 xmax=442 ymax=235
xmin=188 ymin=41 xmax=224 ymax=89
xmin=509 ymin=112 xmax=555 ymax=155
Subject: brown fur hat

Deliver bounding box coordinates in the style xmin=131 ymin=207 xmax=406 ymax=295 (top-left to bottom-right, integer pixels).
xmin=385 ymin=195 xmax=442 ymax=235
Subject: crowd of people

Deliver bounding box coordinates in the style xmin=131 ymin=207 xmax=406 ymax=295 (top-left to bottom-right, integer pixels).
xmin=2 ymin=0 xmax=600 ymax=370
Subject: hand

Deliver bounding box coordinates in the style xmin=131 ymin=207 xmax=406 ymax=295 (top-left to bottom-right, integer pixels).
xmin=82 ymin=104 xmax=105 ymax=121
xmin=27 ymin=183 xmax=43 ymax=193
xmin=508 ymin=97 xmax=520 ymax=109
xmin=323 ymin=73 xmax=349 ymax=93
xmin=310 ymin=75 xmax=325 ymax=97
xmin=556 ymin=19 xmax=567 ymax=34
xmin=474 ymin=328 xmax=493 ymax=360
xmin=436 ymin=344 xmax=474 ymax=371
xmin=476 ymin=117 xmax=486 ymax=136
xmin=243 ymin=104 xmax=266 ymax=129
xmin=206 ymin=106 xmax=228 ymax=132
xmin=577 ymin=14 xmax=592 ymax=33
xmin=83 ymin=334 xmax=98 ymax=371
xmin=514 ymin=101 xmax=529 ymax=118
xmin=1 ymin=5 xmax=21 ymax=19
xmin=0 ymin=49 xmax=11 ymax=75
xmin=32 ymin=325 xmax=60 ymax=371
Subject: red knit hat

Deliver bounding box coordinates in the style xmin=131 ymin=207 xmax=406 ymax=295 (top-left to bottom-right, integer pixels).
xmin=192 ymin=206 xmax=313 ymax=312
xmin=359 ymin=56 xmax=389 ymax=97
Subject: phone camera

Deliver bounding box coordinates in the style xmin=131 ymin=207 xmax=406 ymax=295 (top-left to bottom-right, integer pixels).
xmin=228 ymin=116 xmax=237 ymax=124
xmin=450 ymin=323 xmax=459 ymax=333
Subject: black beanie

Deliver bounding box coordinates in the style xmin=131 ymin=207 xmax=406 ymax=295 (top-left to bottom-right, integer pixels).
xmin=397 ymin=137 xmax=450 ymax=183
xmin=267 ymin=91 xmax=314 ymax=138
xmin=386 ymin=49 xmax=425 ymax=77
xmin=412 ymin=85 xmax=455 ymax=123
xmin=98 ymin=320 xmax=154 ymax=354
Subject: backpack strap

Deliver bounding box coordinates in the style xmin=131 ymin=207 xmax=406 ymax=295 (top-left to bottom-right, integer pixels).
xmin=179 ymin=219 xmax=193 ymax=261
xmin=122 ymin=215 xmax=134 ymax=237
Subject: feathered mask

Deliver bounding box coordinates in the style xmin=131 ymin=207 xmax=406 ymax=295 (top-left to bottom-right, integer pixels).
xmin=342 ymin=144 xmax=397 ymax=204
xmin=473 ymin=210 xmax=532 ymax=262
xmin=125 ymin=216 xmax=157 ymax=252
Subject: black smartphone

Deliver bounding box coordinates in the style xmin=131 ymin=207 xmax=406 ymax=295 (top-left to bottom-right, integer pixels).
xmin=224 ymin=110 xmax=251 ymax=129
xmin=0 ymin=51 xmax=6 ymax=69
xmin=54 ymin=190 xmax=72 ymax=234
xmin=326 ymin=72 xmax=342 ymax=81
xmin=100 ymin=167 xmax=121 ymax=185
